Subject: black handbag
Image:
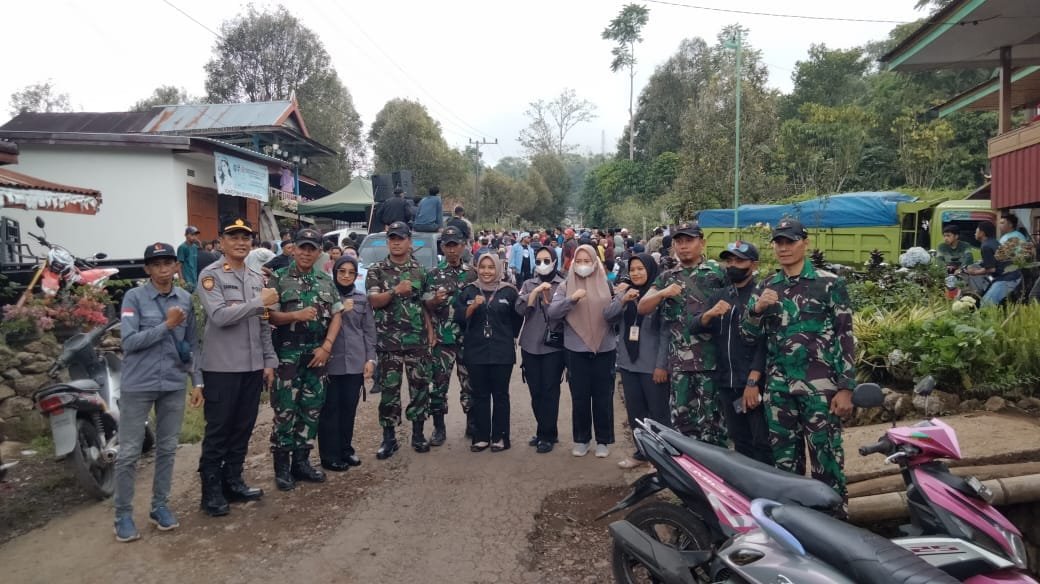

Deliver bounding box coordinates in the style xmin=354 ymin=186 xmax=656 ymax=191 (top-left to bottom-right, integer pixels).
xmin=541 ymin=303 xmax=564 ymax=348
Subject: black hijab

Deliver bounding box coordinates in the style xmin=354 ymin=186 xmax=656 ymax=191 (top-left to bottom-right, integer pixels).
xmin=333 ymin=255 xmax=358 ymax=297
xmin=535 ymin=248 xmax=559 ymax=283
xmin=623 ymin=253 xmax=660 ymax=362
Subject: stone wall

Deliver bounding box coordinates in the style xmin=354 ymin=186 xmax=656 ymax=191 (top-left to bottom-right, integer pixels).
xmin=0 ymin=336 xmax=61 ymax=440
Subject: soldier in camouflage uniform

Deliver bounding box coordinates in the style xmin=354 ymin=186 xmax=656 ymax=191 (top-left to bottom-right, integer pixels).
xmin=741 ymin=218 xmax=855 ymax=507
xmin=637 ymin=222 xmax=727 ymax=445
xmin=366 ymin=221 xmax=434 ymax=458
xmin=423 ymin=226 xmax=477 ymax=445
xmin=268 ymin=228 xmax=343 ymax=491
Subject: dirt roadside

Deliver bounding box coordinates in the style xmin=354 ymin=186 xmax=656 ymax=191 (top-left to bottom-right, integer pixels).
xmin=0 ymin=367 xmax=633 ymax=584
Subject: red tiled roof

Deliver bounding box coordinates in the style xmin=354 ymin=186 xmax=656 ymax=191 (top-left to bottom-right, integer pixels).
xmin=0 ymin=168 xmax=100 ymax=196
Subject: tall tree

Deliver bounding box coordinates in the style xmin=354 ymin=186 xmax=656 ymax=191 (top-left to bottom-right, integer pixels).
xmin=620 ymin=38 xmax=712 ymax=161
xmin=777 ymin=104 xmax=874 ymax=194
xmin=529 ymin=153 xmax=571 ymax=224
xmin=517 ymin=88 xmax=597 ymax=156
xmin=368 ymin=98 xmax=469 ymax=200
xmin=8 ymin=81 xmax=72 ymax=117
xmin=204 ymin=5 xmax=364 ymax=189
xmin=130 ymin=85 xmax=195 ymax=112
xmin=781 ymin=45 xmax=869 ymax=119
xmin=602 ymin=4 xmax=650 ymax=161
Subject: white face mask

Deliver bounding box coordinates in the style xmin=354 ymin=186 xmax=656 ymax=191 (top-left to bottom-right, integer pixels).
xmin=574 ymin=264 xmax=595 ymax=278
xmin=535 ymin=260 xmax=555 ymax=275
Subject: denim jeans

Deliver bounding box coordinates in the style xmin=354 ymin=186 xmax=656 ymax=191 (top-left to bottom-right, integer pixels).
xmin=981 ymin=277 xmax=1021 ymax=307
xmin=113 ymin=390 xmax=186 ymax=519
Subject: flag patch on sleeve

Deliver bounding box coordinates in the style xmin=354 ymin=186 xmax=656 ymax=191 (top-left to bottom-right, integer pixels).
xmin=121 ymin=309 xmax=135 ymax=318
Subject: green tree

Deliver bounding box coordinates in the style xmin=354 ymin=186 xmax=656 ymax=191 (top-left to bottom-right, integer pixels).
xmin=778 ymin=103 xmax=874 ymax=194
xmin=368 ymin=98 xmax=469 ymax=200
xmin=517 ymin=88 xmax=597 ymax=156
xmin=603 ymin=3 xmax=650 ymax=161
xmin=494 ymin=156 xmax=528 ymax=180
xmin=8 ymin=81 xmax=71 ymax=117
xmin=130 ymin=85 xmax=196 ymax=112
xmin=673 ymin=26 xmax=783 ymax=216
xmin=893 ymin=113 xmax=956 ymax=189
xmin=620 ymin=37 xmax=712 ymax=161
xmin=529 ymin=153 xmax=571 ymax=224
xmin=204 ymin=5 xmax=364 ymax=189
xmin=781 ymin=45 xmax=869 ymax=119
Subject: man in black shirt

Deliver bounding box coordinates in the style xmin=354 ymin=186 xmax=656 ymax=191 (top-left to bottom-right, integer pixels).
xmin=378 ymin=188 xmax=411 ymax=228
xmin=967 ymin=220 xmax=1020 ymax=306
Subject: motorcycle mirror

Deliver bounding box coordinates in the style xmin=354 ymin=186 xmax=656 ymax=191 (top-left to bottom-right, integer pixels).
xmin=914 ymin=376 xmax=936 ymax=396
xmin=93 ymin=252 xmax=107 ymax=260
xmin=851 ymin=383 xmax=884 ymax=408
xmin=35 ymin=216 xmax=45 ymax=229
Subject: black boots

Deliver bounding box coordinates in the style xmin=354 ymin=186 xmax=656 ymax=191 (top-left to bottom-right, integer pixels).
xmin=291 ymin=447 xmax=326 ymax=483
xmin=222 ymin=464 xmax=264 ymax=502
xmin=412 ymin=419 xmax=430 ymax=453
xmin=199 ymin=470 xmax=230 ymax=516
xmin=273 ymin=449 xmax=295 ymax=491
xmin=430 ymin=414 xmax=446 ymax=447
xmin=376 ymin=426 xmax=399 ymax=460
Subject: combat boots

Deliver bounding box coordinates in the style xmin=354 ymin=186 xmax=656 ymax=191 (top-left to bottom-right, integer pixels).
xmin=199 ymin=470 xmax=230 ymax=517
xmin=412 ymin=419 xmax=430 ymax=453
xmin=222 ymin=464 xmax=264 ymax=502
xmin=376 ymin=426 xmax=399 ymax=460
xmin=273 ymin=449 xmax=295 ymax=491
xmin=290 ymin=446 xmax=326 ymax=483
xmin=430 ymin=414 xmax=447 ymax=447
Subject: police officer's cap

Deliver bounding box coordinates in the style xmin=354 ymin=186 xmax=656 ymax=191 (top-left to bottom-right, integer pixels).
xmin=771 ymin=218 xmax=808 ymax=242
xmin=441 ymin=226 xmax=464 ymax=244
xmin=720 ymin=241 xmax=759 ymax=261
xmin=386 ymin=221 xmax=411 ymax=239
xmin=143 ymin=242 xmax=177 ymax=263
xmin=295 ymin=227 xmax=323 ymax=249
xmin=673 ymin=222 xmax=703 ymax=239
xmin=221 ymin=217 xmax=254 ymax=235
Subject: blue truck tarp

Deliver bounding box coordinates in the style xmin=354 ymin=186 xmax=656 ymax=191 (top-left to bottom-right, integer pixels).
xmin=696 ymin=192 xmax=917 ymax=229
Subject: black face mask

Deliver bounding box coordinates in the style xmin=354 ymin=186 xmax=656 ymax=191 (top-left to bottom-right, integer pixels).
xmin=726 ymin=266 xmax=751 ymax=283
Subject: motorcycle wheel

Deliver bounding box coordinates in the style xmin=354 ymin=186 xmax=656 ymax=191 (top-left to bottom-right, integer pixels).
xmin=67 ymin=417 xmax=114 ymax=500
xmin=612 ymin=502 xmax=712 ymax=584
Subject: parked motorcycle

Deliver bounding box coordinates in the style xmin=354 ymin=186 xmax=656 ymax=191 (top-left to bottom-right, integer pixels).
xmin=32 ymin=321 xmax=151 ymax=499
xmin=15 ymin=216 xmax=117 ymax=307
xmin=609 ymin=497 xmax=961 ymax=584
xmin=0 ymin=416 xmax=15 ymax=481
xmin=601 ymin=382 xmax=1036 ymax=583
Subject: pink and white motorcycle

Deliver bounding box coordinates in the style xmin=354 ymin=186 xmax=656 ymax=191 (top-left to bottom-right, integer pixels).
xmin=601 ymin=380 xmax=1035 ymax=583
xmin=16 ymin=216 xmax=117 ymax=307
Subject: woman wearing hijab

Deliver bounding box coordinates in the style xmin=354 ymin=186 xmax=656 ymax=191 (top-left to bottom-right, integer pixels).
xmin=605 ymin=253 xmax=670 ymax=469
xmin=515 ymin=246 xmax=567 ymax=453
xmin=454 ymin=254 xmax=523 ymax=452
xmin=547 ymin=244 xmax=616 ymax=458
xmin=318 ymin=256 xmax=376 ymax=471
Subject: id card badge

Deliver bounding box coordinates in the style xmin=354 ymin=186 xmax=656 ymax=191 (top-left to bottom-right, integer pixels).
xmin=628 ymin=325 xmax=640 ymax=342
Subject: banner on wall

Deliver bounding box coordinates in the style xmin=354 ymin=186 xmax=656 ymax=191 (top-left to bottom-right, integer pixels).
xmin=215 ymin=152 xmax=268 ymax=202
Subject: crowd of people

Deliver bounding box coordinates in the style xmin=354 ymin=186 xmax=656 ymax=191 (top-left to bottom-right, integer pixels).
xmin=112 ymin=205 xmax=865 ymax=542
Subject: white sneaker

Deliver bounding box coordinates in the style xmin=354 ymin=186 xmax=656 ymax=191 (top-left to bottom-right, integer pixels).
xmin=571 ymin=442 xmax=590 ymax=457
xmin=595 ymin=444 xmax=609 ymax=458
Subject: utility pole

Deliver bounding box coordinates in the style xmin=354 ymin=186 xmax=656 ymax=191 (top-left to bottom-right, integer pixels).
xmin=725 ymin=30 xmax=743 ymax=231
xmin=469 ymin=138 xmax=497 ymax=223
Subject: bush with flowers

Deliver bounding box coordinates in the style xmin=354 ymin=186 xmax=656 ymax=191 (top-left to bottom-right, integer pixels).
xmin=1 ymin=299 xmax=54 ymax=340
xmin=45 ymin=287 xmax=111 ymax=334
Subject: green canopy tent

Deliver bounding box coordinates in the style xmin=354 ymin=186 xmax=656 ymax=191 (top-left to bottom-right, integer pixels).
xmin=298 ymin=177 xmax=373 ymax=222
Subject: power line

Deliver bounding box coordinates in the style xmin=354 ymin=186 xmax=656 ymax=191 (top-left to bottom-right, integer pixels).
xmin=640 ymin=0 xmax=1006 ymax=25
xmin=160 ymin=0 xmax=221 ymax=37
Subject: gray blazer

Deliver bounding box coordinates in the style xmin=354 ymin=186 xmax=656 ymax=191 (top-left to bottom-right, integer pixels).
xmin=328 ymin=289 xmax=377 ymax=376
xmin=546 ymin=280 xmax=617 ymax=354
xmin=604 ymin=295 xmax=668 ymax=374
xmin=515 ymin=274 xmax=566 ymax=355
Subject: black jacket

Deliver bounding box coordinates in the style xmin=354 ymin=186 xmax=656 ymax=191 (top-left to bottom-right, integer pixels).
xmin=378 ymin=196 xmax=410 ymax=226
xmin=692 ymin=280 xmax=766 ymax=388
xmin=454 ymin=284 xmax=522 ymax=365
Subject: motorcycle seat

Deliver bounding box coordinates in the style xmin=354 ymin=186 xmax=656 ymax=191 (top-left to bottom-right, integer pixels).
xmin=771 ymin=505 xmax=961 ymax=584
xmin=659 ymin=429 xmax=842 ymax=510
xmin=36 ymin=379 xmax=101 ymax=398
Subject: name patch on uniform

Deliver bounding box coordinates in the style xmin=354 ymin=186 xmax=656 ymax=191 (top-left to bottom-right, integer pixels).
xmin=223 ymin=284 xmax=239 ymax=290
xmin=201 ymin=276 xmax=215 ymax=291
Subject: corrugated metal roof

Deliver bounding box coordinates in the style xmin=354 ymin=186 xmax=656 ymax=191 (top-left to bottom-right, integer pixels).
xmin=142 ymin=101 xmax=294 ymax=134
xmin=0 ymin=111 xmax=157 ymax=133
xmin=0 ymin=167 xmax=100 ymax=196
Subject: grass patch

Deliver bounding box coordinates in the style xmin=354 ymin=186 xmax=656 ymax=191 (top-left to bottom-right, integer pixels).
xmin=179 ymin=393 xmax=206 ymax=444
xmin=29 ymin=433 xmax=54 ymax=453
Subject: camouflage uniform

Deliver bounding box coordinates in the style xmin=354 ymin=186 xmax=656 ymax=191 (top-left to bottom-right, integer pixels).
xmin=423 ymin=260 xmax=477 ymax=414
xmin=741 ymin=261 xmax=856 ymax=499
xmin=654 ymin=261 xmax=727 ymax=445
xmin=269 ymin=262 xmax=342 ymax=450
xmin=366 ymin=256 xmax=431 ymax=427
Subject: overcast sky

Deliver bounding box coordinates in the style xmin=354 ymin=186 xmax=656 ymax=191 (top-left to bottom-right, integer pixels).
xmin=2 ymin=0 xmax=926 ymax=165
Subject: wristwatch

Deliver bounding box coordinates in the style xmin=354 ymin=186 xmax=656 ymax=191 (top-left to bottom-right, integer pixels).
xmin=745 ymin=378 xmax=759 ymax=387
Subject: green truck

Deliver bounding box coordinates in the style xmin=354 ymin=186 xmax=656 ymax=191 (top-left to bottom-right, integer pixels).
xmin=696 ymin=192 xmax=997 ymax=266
